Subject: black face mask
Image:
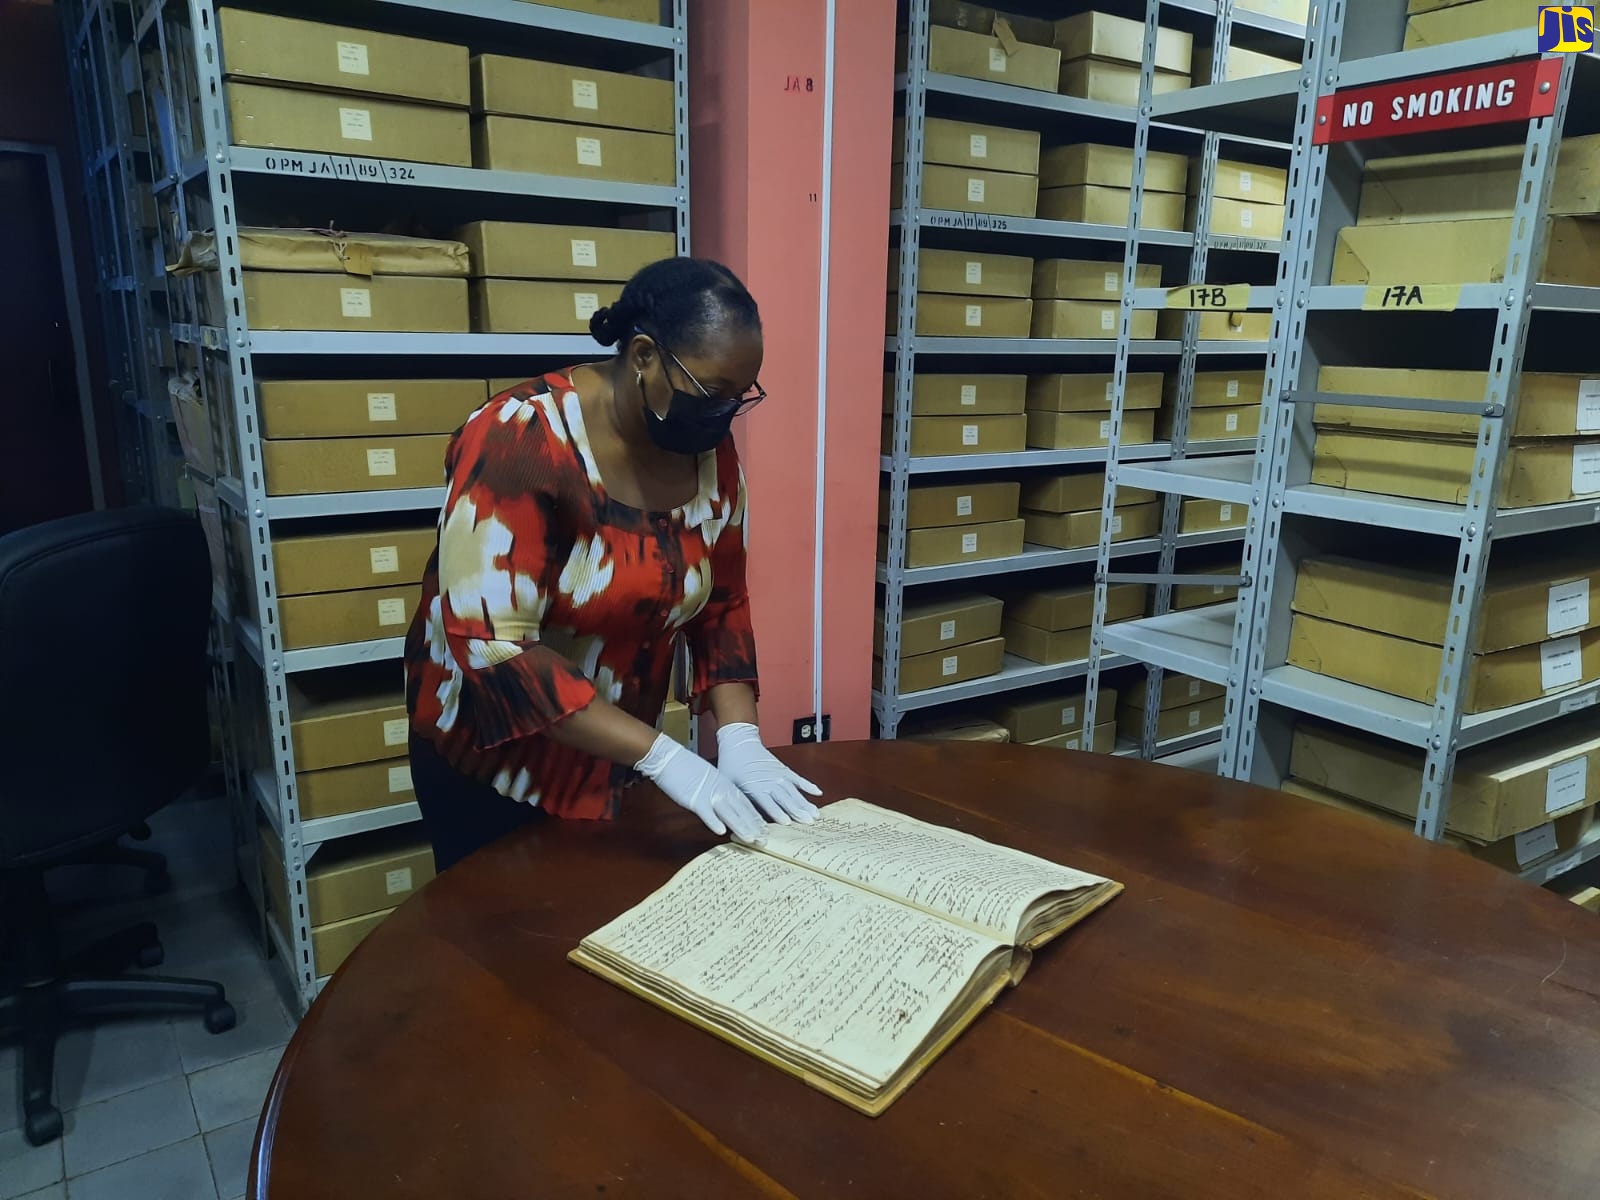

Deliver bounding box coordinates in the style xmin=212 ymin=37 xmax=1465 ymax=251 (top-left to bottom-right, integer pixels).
xmin=641 ymin=383 xmax=736 ymax=456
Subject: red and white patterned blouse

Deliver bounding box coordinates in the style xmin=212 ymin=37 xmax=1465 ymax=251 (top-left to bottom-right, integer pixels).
xmin=403 ymin=369 xmax=759 ymax=820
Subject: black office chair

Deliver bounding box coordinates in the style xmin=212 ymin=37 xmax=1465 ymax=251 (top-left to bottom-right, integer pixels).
xmin=0 ymin=508 xmax=236 ymax=1145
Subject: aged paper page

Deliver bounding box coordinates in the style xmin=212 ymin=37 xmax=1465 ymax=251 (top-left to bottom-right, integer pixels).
xmin=579 ymin=844 xmax=1005 ymax=1091
xmin=758 ymin=798 xmax=1111 ymax=942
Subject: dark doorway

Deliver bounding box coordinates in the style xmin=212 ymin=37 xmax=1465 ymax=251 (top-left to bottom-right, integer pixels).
xmin=0 ymin=146 xmax=97 ymax=536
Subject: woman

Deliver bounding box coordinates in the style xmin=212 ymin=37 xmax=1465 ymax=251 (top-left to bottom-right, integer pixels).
xmin=403 ymin=257 xmax=819 ymax=872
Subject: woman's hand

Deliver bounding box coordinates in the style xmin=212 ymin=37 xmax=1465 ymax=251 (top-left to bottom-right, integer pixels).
xmin=635 ymin=733 xmax=769 ymax=845
xmin=715 ymin=723 xmax=822 ymax=825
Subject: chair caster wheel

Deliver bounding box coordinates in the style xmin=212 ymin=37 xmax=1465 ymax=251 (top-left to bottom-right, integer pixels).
xmin=204 ymin=1001 xmax=236 ymax=1034
xmin=137 ymin=942 xmax=164 ymax=969
xmin=24 ymin=1105 xmax=63 ymax=1146
xmin=144 ymin=869 xmax=172 ymax=897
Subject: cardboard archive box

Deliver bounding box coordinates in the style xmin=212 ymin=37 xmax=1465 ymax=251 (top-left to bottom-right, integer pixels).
xmin=874 ymin=595 xmax=1005 ymax=660
xmin=1040 ymin=143 xmax=1188 ymax=193
xmin=1192 ymin=43 xmax=1299 ymax=85
xmin=1196 ymin=196 xmax=1286 ymax=239
xmin=879 ymin=520 xmax=1027 ymax=569
xmin=226 ymin=82 xmax=470 ymax=167
xmin=1028 ymin=372 xmax=1164 ymax=413
xmin=261 ymin=435 xmax=450 ymax=496
xmin=470 ymin=279 xmax=623 ymax=333
xmin=880 ymin=480 xmax=1021 ymax=529
xmin=885 ymin=414 xmax=1028 ymax=457
xmin=472 ymin=116 xmax=674 ymax=183
xmin=288 ymin=673 xmax=409 ymax=772
xmin=1357 ymin=135 xmax=1600 ymax=225
xmin=1023 ymin=502 xmax=1160 ymax=549
xmin=1032 ymin=258 xmax=1159 ymax=301
xmin=533 ymin=0 xmax=661 ymax=22
xmin=456 ymin=221 xmax=674 ymax=282
xmin=988 ymin=686 xmax=1116 ymax=744
xmin=907 ymin=248 xmax=1035 ymax=298
xmin=894 ymin=116 xmax=1042 ymax=176
xmin=1159 ymin=309 xmax=1272 ymax=340
xmin=1037 ymin=185 xmax=1186 ymax=230
xmin=256 ymin=525 xmax=433 ymax=650
xmin=900 ymin=24 xmax=1062 ymax=93
xmin=1403 ymin=0 xmax=1524 ymax=49
xmin=1027 ymin=408 xmax=1157 ymax=449
xmin=1170 ymin=561 xmax=1242 ymax=610
xmin=1021 ymin=469 xmax=1154 ymax=513
xmin=297 ymin=756 xmax=416 ymax=822
xmin=218 ymin=9 xmax=468 ymax=106
xmin=1316 ymin=366 xmax=1600 ymax=439
xmin=1120 ymin=672 xmax=1225 ymax=710
xmin=874 ymin=637 xmax=1006 ymax=695
xmin=1178 ymin=498 xmax=1246 ymax=533
xmin=891 ymin=162 xmax=1039 ymax=217
xmin=1331 ymin=217 xmax=1600 ymax=288
xmin=1311 ymin=432 xmax=1600 ymax=508
xmin=1290 ymin=720 xmax=1600 ymax=845
xmin=1289 ymin=553 xmax=1600 ymax=713
xmin=1030 ymin=722 xmax=1117 ymax=752
xmin=256 ymin=379 xmax=486 ymax=439
xmin=1031 ymin=301 xmax=1156 ymax=340
xmin=1053 ymin=12 xmax=1192 ymax=103
xmin=899 ymin=714 xmax=1012 ymax=743
xmin=884 ymin=373 xmax=1028 ymax=417
xmin=1118 ymin=695 xmax=1225 ymax=742
xmin=472 ymin=55 xmax=672 ymax=132
xmin=903 ymin=293 xmax=1034 ymax=338
xmin=1163 ymin=403 xmax=1259 ymax=442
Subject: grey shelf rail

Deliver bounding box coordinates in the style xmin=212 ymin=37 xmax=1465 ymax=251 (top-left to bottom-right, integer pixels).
xmin=60 ymin=0 xmax=691 ymax=1012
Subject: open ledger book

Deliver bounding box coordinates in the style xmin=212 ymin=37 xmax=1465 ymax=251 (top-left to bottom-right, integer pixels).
xmin=570 ymin=799 xmax=1121 ymax=1115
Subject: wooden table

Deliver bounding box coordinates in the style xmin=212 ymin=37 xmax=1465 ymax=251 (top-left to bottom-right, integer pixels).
xmin=251 ymin=742 xmax=1600 ymax=1199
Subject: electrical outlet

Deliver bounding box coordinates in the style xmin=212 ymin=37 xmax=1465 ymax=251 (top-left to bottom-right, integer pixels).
xmin=792 ymin=714 xmax=832 ymax=744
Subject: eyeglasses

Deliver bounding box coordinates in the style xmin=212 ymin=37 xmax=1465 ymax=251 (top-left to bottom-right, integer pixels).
xmin=649 ymin=333 xmax=767 ymax=419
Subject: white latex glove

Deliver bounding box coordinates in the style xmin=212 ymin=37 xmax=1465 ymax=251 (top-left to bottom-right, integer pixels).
xmin=635 ymin=733 xmax=768 ymax=845
xmin=715 ymin=723 xmax=822 ymax=826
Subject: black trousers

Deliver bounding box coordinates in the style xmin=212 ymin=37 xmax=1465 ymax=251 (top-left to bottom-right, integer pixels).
xmin=409 ymin=735 xmax=545 ymax=873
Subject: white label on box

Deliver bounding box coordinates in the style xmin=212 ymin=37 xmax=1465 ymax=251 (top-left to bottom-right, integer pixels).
xmin=377 ymin=597 xmax=407 ymax=626
xmin=337 ymin=41 xmax=370 ymax=75
xmin=369 ymin=545 xmax=400 ymax=574
xmin=576 ymin=136 xmax=603 ymax=166
xmin=366 ymin=392 xmax=397 ymax=422
xmin=1213 ymin=584 xmax=1226 ymax=595
xmin=960 ymin=384 xmax=977 ymax=406
xmin=1578 ymin=379 xmax=1600 ymax=432
xmin=1239 ymin=207 xmax=1255 ymax=229
xmin=1549 ymin=579 xmax=1590 ymax=636
xmin=382 ymin=717 xmax=408 ymax=747
xmin=988 ymin=47 xmax=1007 ymax=71
xmin=1061 ymin=705 xmax=1077 ymax=726
xmin=1100 ymin=308 xmax=1115 ymax=331
xmin=1574 ymin=444 xmax=1600 ymax=494
xmin=961 ymin=423 xmax=979 ymax=446
xmin=969 ymin=133 xmax=988 ymax=158
xmin=961 ymin=532 xmax=979 ymax=554
xmin=1219 ymin=503 xmax=1234 ymax=522
xmin=1546 ymin=757 xmax=1588 ymax=814
xmin=967 ymin=177 xmax=986 ymax=202
xmin=1226 ymin=377 xmax=1240 ymax=398
xmin=942 ymin=654 xmax=960 ymax=677
xmin=1540 ymin=635 xmax=1583 ymax=691
xmin=1188 ymin=709 xmax=1201 ymax=728
xmin=385 ymin=867 xmax=414 ymax=896
xmin=1099 ymin=419 xmax=1112 ymax=440
xmin=574 ymin=292 xmax=601 ymax=320
xmin=1188 ymin=680 xmax=1202 ymax=697
xmin=965 ymin=260 xmax=983 ymax=284
xmin=1225 ymin=412 xmax=1240 ymax=432
xmin=1065 ymin=737 xmax=1081 ymax=751
xmin=940 ymin=619 xmax=957 ymax=642
xmin=365 ymin=448 xmax=397 ymax=477
xmin=572 ymin=79 xmax=600 ymax=109
xmin=340 ymin=287 xmax=372 ymax=318
xmin=1111 ymin=514 xmax=1124 ymax=534
xmin=388 ymin=764 xmax=413 ymax=794
xmin=570 ymin=238 xmax=598 ymax=268
xmin=1515 ymin=821 xmax=1559 ymax=866
xmin=1561 ymin=689 xmax=1599 ymax=715
xmin=965 ymin=304 xmax=983 ymax=327
xmin=1104 ymin=271 xmax=1119 ymax=292
xmin=1105 ymin=380 xmax=1115 ymax=403
xmin=955 ymin=494 xmax=973 ymax=517
xmin=338 ymin=107 xmax=373 ymax=141
xmin=1238 ymin=169 xmax=1253 ymax=193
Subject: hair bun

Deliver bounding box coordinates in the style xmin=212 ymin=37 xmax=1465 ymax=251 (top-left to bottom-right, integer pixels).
xmin=589 ymin=304 xmax=627 ymax=347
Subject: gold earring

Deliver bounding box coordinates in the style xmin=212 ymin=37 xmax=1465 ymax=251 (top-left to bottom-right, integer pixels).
xmin=635 ymin=371 xmax=644 ymax=392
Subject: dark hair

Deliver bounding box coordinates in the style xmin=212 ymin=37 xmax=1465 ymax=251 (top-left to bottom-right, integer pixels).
xmin=589 ymin=256 xmax=761 ymax=354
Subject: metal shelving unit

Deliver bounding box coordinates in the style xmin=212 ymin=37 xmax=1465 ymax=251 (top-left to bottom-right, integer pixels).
xmin=878 ymin=0 xmax=1302 ymax=742
xmin=1080 ymin=0 xmax=1306 ymax=760
xmin=63 ymin=0 xmax=690 ymax=1009
xmin=1104 ymin=0 xmax=1600 ymax=881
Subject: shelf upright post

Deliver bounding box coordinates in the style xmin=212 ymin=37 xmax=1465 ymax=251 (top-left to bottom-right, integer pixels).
xmin=670 ymin=0 xmax=701 ymax=751
xmin=184 ymin=0 xmax=318 ymax=1010
xmin=1218 ymin=0 xmax=1351 ymax=783
xmin=1082 ymin=0 xmax=1164 ymax=749
xmin=876 ymin=0 xmax=933 ymax=741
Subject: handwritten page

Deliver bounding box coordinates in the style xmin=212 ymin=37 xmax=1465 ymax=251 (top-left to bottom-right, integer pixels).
xmin=758 ymin=799 xmax=1109 ymax=942
xmin=581 ymin=844 xmax=1004 ymax=1091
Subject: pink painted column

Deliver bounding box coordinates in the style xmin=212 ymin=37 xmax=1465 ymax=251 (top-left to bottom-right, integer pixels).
xmin=689 ymin=1 xmax=894 ymax=745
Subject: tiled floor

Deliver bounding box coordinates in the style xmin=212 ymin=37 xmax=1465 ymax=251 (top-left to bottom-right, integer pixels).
xmin=2 ymin=800 xmax=295 ymax=1200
